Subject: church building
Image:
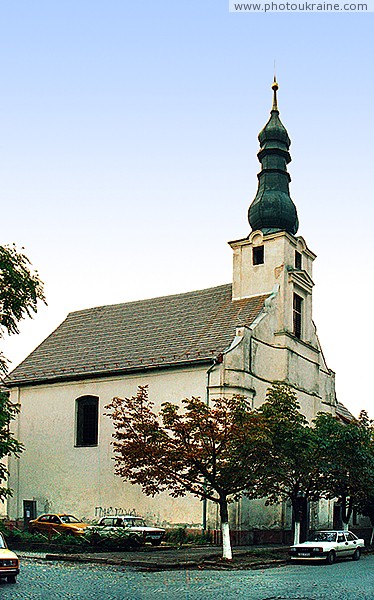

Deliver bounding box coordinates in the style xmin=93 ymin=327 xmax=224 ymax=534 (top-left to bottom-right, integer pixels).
xmin=5 ymin=81 xmax=344 ymax=536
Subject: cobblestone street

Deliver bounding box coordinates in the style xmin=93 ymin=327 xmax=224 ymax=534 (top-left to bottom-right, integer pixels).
xmin=0 ymin=554 xmax=373 ymax=599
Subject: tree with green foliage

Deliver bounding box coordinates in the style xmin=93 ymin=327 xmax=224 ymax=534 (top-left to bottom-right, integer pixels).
xmin=0 ymin=243 xmax=45 ymax=497
xmin=257 ymin=384 xmax=374 ymax=540
xmin=0 ymin=393 xmax=23 ymax=500
xmin=0 ymin=243 xmax=46 ymax=374
xmin=105 ymin=386 xmax=270 ymax=560
xmin=358 ymin=410 xmax=374 ymax=544
xmin=257 ymin=384 xmax=322 ymax=543
xmin=361 ymin=496 xmax=374 ymax=546
xmin=314 ymin=410 xmax=374 ymax=530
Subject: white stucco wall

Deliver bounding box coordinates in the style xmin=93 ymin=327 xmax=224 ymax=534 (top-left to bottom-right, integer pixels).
xmin=8 ymin=366 xmax=209 ymax=525
xmin=208 ymin=309 xmax=335 ymax=422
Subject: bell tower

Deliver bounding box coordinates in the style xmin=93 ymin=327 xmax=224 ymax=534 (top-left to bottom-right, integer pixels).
xmin=230 ymin=80 xmax=316 ymax=346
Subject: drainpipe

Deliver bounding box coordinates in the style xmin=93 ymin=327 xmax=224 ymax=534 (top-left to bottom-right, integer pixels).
xmin=202 ymin=359 xmax=218 ymax=531
xmin=201 ymin=331 xmax=246 ymax=531
xmin=205 ymin=360 xmax=217 ymax=408
xmin=15 ymin=387 xmax=21 ymax=520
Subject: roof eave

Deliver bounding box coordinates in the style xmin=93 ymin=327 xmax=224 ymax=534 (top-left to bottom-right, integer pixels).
xmin=4 ymin=357 xmax=217 ymax=389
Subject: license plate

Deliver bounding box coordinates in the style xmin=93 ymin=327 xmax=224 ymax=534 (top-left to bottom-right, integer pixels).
xmin=298 ymin=552 xmax=310 ymax=557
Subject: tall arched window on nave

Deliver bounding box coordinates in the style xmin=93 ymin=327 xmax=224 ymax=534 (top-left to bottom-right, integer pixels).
xmin=75 ymin=395 xmax=99 ymax=446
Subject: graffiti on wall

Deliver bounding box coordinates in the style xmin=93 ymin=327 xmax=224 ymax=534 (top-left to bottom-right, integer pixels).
xmin=94 ymin=506 xmax=138 ymax=518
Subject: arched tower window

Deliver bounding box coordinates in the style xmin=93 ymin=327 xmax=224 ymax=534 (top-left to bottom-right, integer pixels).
xmin=75 ymin=395 xmax=99 ymax=447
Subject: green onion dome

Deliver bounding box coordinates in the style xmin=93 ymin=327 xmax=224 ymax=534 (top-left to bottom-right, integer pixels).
xmin=248 ymin=79 xmax=299 ymax=235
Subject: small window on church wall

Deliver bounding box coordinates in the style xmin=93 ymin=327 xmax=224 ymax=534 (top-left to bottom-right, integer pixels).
xmin=252 ymin=246 xmax=264 ymax=265
xmin=295 ymin=251 xmax=302 ymax=269
xmin=76 ymin=396 xmax=99 ymax=446
xmin=293 ymin=294 xmax=303 ymax=339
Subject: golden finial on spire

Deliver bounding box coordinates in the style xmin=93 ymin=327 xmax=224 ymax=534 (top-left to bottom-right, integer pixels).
xmin=272 ymin=75 xmax=279 ymax=111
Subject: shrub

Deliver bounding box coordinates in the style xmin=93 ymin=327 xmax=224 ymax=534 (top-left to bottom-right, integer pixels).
xmin=165 ymin=527 xmax=212 ymax=546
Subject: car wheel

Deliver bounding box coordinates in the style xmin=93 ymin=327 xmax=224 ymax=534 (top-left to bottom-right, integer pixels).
xmin=129 ymin=534 xmax=142 ymax=548
xmin=150 ymin=539 xmax=162 ymax=546
xmin=352 ymin=548 xmax=361 ymax=561
xmin=326 ymin=550 xmax=336 ymax=565
xmin=7 ymin=575 xmax=17 ymax=584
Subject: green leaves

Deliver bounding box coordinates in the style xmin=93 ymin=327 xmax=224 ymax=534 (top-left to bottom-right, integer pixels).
xmin=0 ymin=243 xmax=46 ymax=374
xmin=0 ymin=392 xmax=24 ymax=501
xmin=255 ymin=384 xmax=320 ymax=507
xmin=313 ymin=411 xmax=374 ymax=523
xmin=0 ymin=243 xmax=44 ymax=495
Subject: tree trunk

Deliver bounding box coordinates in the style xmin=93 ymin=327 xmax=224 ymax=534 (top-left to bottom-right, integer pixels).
xmin=293 ymin=520 xmax=301 ymax=545
xmin=341 ymin=496 xmax=353 ymax=530
xmin=219 ymin=497 xmax=232 ymax=560
xmin=292 ymin=496 xmax=304 ymax=545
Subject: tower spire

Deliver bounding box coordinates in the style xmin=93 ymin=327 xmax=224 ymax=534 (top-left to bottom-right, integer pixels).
xmin=248 ymin=79 xmax=299 ymax=236
xmin=272 ymin=76 xmax=278 ymax=111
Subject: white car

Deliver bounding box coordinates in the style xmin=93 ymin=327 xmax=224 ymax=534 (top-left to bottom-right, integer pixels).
xmin=289 ymin=530 xmax=365 ymax=564
xmin=89 ymin=515 xmax=165 ymax=546
xmin=0 ymin=532 xmax=20 ymax=584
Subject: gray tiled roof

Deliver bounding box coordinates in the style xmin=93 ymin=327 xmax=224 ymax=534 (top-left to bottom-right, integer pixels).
xmin=5 ymin=284 xmax=269 ymax=387
xmin=336 ymin=402 xmax=355 ymax=423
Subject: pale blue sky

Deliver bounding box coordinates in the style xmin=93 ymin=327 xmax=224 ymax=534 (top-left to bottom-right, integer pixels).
xmin=1 ymin=1 xmax=373 ymax=416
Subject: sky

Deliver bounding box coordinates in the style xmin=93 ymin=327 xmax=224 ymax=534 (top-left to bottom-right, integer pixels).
xmin=1 ymin=1 xmax=373 ymax=418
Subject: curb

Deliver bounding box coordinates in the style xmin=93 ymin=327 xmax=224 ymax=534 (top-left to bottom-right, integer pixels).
xmin=44 ymin=553 xmax=203 ymax=569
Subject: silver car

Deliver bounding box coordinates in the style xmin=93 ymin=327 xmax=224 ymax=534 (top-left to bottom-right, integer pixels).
xmin=90 ymin=515 xmax=165 ymax=546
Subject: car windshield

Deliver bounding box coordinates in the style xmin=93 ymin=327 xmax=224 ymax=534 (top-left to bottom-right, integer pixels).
xmin=308 ymin=532 xmax=337 ymax=542
xmin=0 ymin=534 xmax=5 ymax=549
xmin=60 ymin=515 xmax=80 ymax=523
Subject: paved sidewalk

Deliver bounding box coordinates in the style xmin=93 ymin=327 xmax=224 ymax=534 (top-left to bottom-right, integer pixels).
xmin=18 ymin=545 xmax=289 ymax=571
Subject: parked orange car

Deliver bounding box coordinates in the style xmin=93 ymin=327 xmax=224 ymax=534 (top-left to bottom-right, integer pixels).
xmin=28 ymin=514 xmax=89 ymax=536
xmin=0 ymin=532 xmax=20 ymax=584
